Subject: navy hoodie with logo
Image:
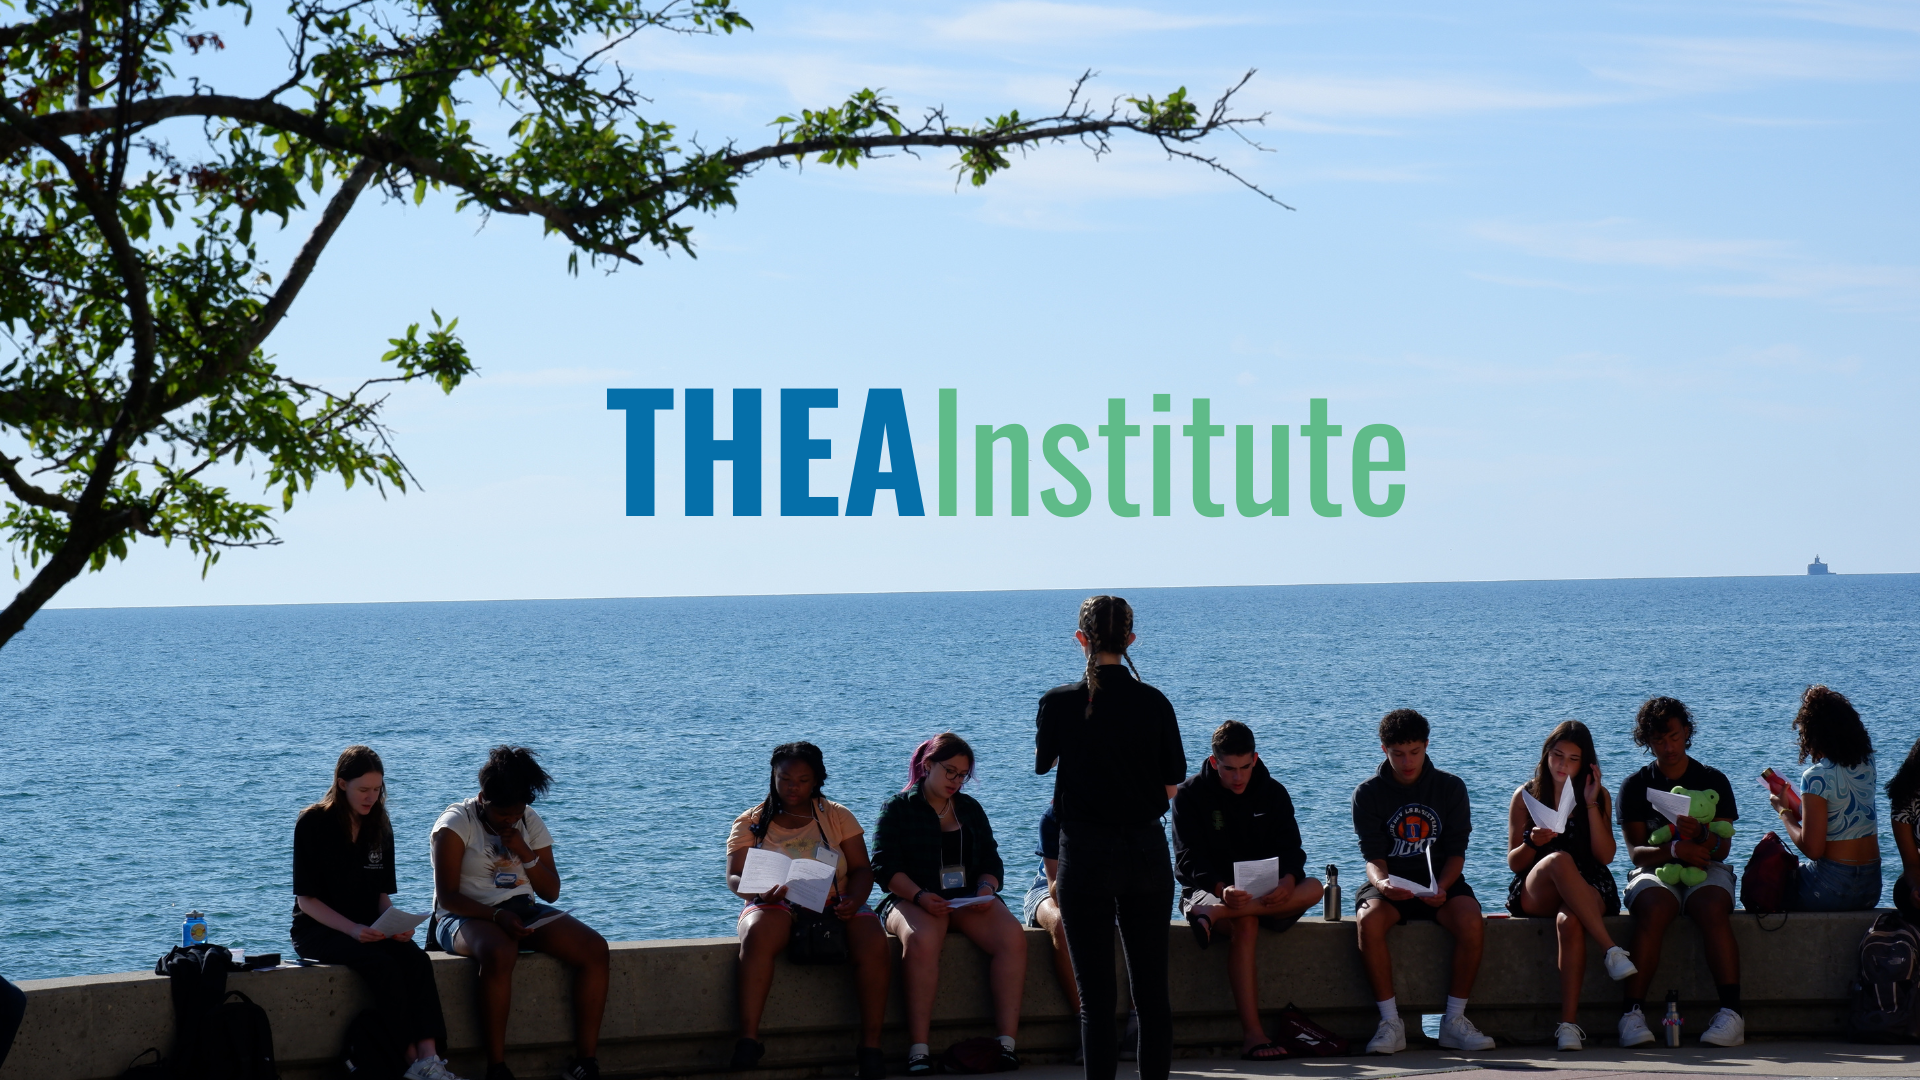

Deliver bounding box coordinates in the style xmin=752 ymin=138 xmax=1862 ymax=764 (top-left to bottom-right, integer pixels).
xmin=1171 ymin=757 xmax=1307 ymax=898
xmin=1351 ymin=757 xmax=1472 ymax=887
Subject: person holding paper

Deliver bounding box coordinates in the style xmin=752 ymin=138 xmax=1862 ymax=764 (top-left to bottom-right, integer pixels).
xmin=874 ymin=733 xmax=1026 ymax=1075
xmin=1350 ymin=709 xmax=1493 ymax=1056
xmin=1771 ymin=685 xmax=1881 ymax=912
xmin=1035 ymin=595 xmax=1188 ymax=1080
xmin=1503 ymin=721 xmax=1637 ymax=1051
xmin=431 ymin=746 xmax=610 ymax=1080
xmin=1615 ymin=697 xmax=1744 ymax=1050
xmin=725 ymin=741 xmax=888 ymax=1080
xmin=1171 ymin=721 xmax=1322 ymax=1060
xmin=292 ymin=746 xmax=463 ymax=1080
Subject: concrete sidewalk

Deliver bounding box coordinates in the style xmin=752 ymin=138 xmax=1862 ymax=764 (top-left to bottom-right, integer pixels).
xmin=1017 ymin=1043 xmax=1920 ymax=1079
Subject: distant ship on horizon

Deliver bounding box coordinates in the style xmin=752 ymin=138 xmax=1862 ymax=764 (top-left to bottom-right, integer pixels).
xmin=1808 ymin=555 xmax=1832 ymax=575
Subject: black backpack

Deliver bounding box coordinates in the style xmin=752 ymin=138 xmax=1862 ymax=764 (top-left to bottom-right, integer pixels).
xmin=153 ymin=945 xmax=279 ymax=1079
xmin=343 ymin=1009 xmax=409 ymax=1079
xmin=1849 ymin=911 xmax=1920 ymax=1043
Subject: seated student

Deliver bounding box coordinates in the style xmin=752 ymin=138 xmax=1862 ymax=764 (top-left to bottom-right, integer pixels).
xmin=726 ymin=742 xmax=889 ymax=1080
xmin=1770 ymin=686 xmax=1881 ymax=911
xmin=1172 ymin=721 xmax=1323 ymax=1061
xmin=1351 ymin=709 xmax=1493 ymax=1056
xmin=293 ymin=746 xmax=464 ymax=1080
xmin=1503 ymin=721 xmax=1637 ymax=1052
xmin=1615 ymin=697 xmax=1744 ymax=1049
xmin=872 ymin=733 xmax=1027 ymax=1076
xmin=1888 ymin=736 xmax=1920 ymax=923
xmin=432 ymin=746 xmax=610 ymax=1080
xmin=0 ymin=974 xmax=21 ymax=1071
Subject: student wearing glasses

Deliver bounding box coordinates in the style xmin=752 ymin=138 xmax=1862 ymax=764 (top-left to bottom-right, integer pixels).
xmin=431 ymin=746 xmax=611 ymax=1080
xmin=871 ymin=733 xmax=1026 ymax=1076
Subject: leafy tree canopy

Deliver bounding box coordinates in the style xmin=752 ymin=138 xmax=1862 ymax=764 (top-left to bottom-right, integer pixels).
xmin=0 ymin=0 xmax=1277 ymax=647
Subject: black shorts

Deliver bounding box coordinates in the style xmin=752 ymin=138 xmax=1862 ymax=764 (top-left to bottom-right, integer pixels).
xmin=1354 ymin=878 xmax=1476 ymax=922
xmin=1179 ymin=887 xmax=1305 ymax=933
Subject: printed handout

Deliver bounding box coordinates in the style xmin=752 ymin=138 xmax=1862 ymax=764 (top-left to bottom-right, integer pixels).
xmin=738 ymin=847 xmax=836 ymax=912
xmin=945 ymin=894 xmax=998 ymax=909
xmin=1384 ymin=845 xmax=1441 ymax=898
xmin=1523 ymin=778 xmax=1577 ymax=834
xmin=524 ymin=909 xmax=569 ymax=932
xmin=369 ymin=906 xmax=428 ymax=938
xmin=1646 ymin=788 xmax=1694 ymax=826
xmin=1234 ymin=857 xmax=1281 ymax=900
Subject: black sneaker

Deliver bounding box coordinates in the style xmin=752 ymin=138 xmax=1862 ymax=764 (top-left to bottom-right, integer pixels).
xmin=484 ymin=1063 xmax=516 ymax=1080
xmin=905 ymin=1053 xmax=935 ymax=1076
xmin=561 ymin=1058 xmax=600 ymax=1080
xmin=856 ymin=1045 xmax=886 ymax=1080
xmin=730 ymin=1038 xmax=766 ymax=1071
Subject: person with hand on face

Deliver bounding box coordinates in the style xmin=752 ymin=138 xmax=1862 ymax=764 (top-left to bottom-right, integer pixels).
xmin=1172 ymin=721 xmax=1323 ymax=1061
xmin=1615 ymin=697 xmax=1744 ymax=1050
xmin=1351 ymin=709 xmax=1492 ymax=1056
xmin=431 ymin=746 xmax=610 ymax=1080
xmin=1771 ymin=686 xmax=1881 ymax=912
xmin=1504 ymin=721 xmax=1637 ymax=1052
xmin=1888 ymin=736 xmax=1920 ymax=924
xmin=293 ymin=746 xmax=464 ymax=1080
xmin=872 ymin=733 xmax=1027 ymax=1077
xmin=726 ymin=742 xmax=889 ymax=1079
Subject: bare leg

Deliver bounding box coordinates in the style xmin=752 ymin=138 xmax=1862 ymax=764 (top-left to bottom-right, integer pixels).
xmin=1434 ymin=894 xmax=1484 ymax=999
xmin=1522 ymin=853 xmax=1618 ymax=951
xmin=887 ymin=902 xmax=951 ymax=1045
xmin=953 ymin=901 xmax=1029 ymax=1039
xmin=1555 ymin=911 xmax=1586 ymax=1023
xmin=1623 ymin=887 xmax=1679 ymax=1004
xmin=452 ymin=921 xmax=518 ymax=1065
xmin=1356 ymin=898 xmax=1403 ymax=1003
xmin=1216 ymin=880 xmax=1323 ymax=1051
xmin=735 ymin=906 xmax=793 ymax=1040
xmin=848 ymin=915 xmax=891 ymax=1048
xmin=1034 ymin=900 xmax=1081 ymax=1013
xmin=1687 ymin=886 xmax=1740 ymax=988
xmin=529 ymin=915 xmax=610 ymax=1059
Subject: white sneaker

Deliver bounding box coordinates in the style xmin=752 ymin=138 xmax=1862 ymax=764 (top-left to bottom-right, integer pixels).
xmin=403 ymin=1056 xmax=468 ymax=1080
xmin=1700 ymin=1007 xmax=1746 ymax=1047
xmin=1554 ymin=1022 xmax=1585 ymax=1051
xmin=1437 ymin=1013 xmax=1495 ymax=1051
xmin=1603 ymin=946 xmax=1639 ymax=981
xmin=1618 ymin=1006 xmax=1655 ymax=1048
xmin=1366 ymin=1016 xmax=1406 ymax=1055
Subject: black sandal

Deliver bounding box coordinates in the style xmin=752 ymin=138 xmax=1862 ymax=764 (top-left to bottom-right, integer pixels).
xmin=995 ymin=1047 xmax=1021 ymax=1071
xmin=730 ymin=1038 xmax=766 ymax=1071
xmin=905 ymin=1053 xmax=935 ymax=1076
xmin=1241 ymin=1042 xmax=1289 ymax=1061
xmin=1188 ymin=911 xmax=1213 ymax=950
xmin=857 ymin=1046 xmax=887 ymax=1080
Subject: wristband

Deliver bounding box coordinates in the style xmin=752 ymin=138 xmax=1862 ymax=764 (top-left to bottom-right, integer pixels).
xmin=522 ymin=856 xmax=540 ymax=869
xmin=913 ymin=889 xmax=930 ymax=907
xmin=491 ymin=908 xmax=506 ymax=924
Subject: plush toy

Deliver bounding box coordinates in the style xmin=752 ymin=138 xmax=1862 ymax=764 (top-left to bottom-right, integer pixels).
xmin=1647 ymin=786 xmax=1735 ymax=886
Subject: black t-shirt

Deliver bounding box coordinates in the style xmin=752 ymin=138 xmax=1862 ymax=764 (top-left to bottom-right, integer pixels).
xmin=1035 ymin=665 xmax=1187 ymax=829
xmin=1617 ymin=758 xmax=1739 ymax=838
xmin=291 ymin=805 xmax=397 ymax=940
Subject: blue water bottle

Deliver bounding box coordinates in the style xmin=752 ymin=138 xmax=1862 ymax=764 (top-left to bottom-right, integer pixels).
xmin=182 ymin=911 xmax=208 ymax=947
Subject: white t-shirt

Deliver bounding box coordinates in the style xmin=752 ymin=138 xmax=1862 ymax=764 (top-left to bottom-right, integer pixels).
xmin=431 ymin=797 xmax=554 ymax=914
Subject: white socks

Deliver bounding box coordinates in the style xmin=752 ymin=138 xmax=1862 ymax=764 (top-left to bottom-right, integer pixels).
xmin=1377 ymin=997 xmax=1398 ymax=1022
xmin=997 ymin=1036 xmax=1015 ymax=1051
xmin=1445 ymin=996 xmax=1468 ymax=1020
xmin=909 ymin=1043 xmax=929 ymax=1060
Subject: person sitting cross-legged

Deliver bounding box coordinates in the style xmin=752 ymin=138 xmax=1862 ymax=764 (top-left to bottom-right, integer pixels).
xmin=1172 ymin=721 xmax=1323 ymax=1061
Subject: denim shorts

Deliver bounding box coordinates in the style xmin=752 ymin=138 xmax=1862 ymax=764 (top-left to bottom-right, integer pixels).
xmin=434 ymin=893 xmax=566 ymax=952
xmin=1022 ymin=870 xmax=1052 ymax=928
xmin=1624 ymin=861 xmax=1735 ymax=910
xmin=1793 ymin=858 xmax=1882 ymax=912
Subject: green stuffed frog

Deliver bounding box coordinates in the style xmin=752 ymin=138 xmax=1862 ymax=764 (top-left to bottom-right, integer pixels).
xmin=1647 ymin=786 xmax=1735 ymax=886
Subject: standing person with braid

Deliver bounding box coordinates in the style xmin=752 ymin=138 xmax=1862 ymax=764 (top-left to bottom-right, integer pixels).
xmin=1035 ymin=595 xmax=1187 ymax=1080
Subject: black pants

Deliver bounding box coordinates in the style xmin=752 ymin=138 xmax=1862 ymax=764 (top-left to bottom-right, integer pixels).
xmin=0 ymin=976 xmax=24 ymax=1070
xmin=1897 ymin=874 xmax=1920 ymax=923
xmin=296 ymin=930 xmax=448 ymax=1046
xmin=1056 ymin=822 xmax=1173 ymax=1080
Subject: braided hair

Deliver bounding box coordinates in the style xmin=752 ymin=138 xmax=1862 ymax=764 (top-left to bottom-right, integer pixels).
xmin=1079 ymin=594 xmax=1141 ymax=718
xmin=751 ymin=741 xmax=828 ymax=838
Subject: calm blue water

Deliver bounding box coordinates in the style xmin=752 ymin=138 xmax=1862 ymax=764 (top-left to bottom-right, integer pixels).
xmin=2 ymin=575 xmax=1916 ymax=982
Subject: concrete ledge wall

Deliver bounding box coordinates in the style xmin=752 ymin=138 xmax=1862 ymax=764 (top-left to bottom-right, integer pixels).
xmin=2 ymin=911 xmax=1880 ymax=1080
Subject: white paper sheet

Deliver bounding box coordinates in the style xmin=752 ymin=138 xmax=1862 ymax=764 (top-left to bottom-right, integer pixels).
xmin=1384 ymin=845 xmax=1441 ymax=898
xmin=945 ymin=894 xmax=998 ymax=909
xmin=1646 ymin=788 xmax=1695 ymax=825
xmin=737 ymin=848 xmax=794 ymax=896
xmin=524 ymin=910 xmax=569 ymax=931
xmin=1523 ymin=778 xmax=1578 ymax=833
xmin=1234 ymin=857 xmax=1281 ymax=900
xmin=782 ymin=856 xmax=836 ymax=912
xmin=368 ymin=906 xmax=427 ymax=938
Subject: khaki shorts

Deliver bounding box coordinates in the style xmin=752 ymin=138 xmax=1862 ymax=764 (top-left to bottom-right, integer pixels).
xmin=1623 ymin=861 xmax=1736 ymax=910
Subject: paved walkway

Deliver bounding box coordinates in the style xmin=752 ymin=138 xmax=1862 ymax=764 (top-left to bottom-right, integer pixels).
xmin=1017 ymin=1042 xmax=1919 ymax=1079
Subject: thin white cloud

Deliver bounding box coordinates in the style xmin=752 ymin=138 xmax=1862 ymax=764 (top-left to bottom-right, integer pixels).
xmin=1249 ymin=75 xmax=1617 ymax=119
xmin=1589 ymin=36 xmax=1920 ymax=92
xmin=931 ymin=3 xmax=1253 ymax=45
xmin=1765 ymin=0 xmax=1920 ymax=34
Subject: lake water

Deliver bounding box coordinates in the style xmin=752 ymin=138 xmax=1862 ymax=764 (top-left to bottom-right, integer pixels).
xmin=2 ymin=575 xmax=1915 ymax=982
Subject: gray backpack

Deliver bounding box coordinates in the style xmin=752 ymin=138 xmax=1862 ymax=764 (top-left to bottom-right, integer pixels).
xmin=1849 ymin=911 xmax=1919 ymax=1043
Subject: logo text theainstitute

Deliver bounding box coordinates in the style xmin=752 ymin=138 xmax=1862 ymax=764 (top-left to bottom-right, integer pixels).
xmin=605 ymin=389 xmax=1405 ymax=519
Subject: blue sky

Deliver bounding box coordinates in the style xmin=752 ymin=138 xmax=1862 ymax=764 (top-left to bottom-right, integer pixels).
xmin=35 ymin=0 xmax=1920 ymax=607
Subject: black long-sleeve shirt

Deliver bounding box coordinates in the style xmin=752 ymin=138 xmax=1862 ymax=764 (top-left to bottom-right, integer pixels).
xmin=1171 ymin=758 xmax=1307 ymax=896
xmin=1351 ymin=757 xmax=1472 ymax=885
xmin=1035 ymin=665 xmax=1187 ymax=829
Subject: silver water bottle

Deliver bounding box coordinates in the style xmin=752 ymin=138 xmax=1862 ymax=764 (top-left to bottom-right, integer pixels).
xmin=1324 ymin=864 xmax=1341 ymax=921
